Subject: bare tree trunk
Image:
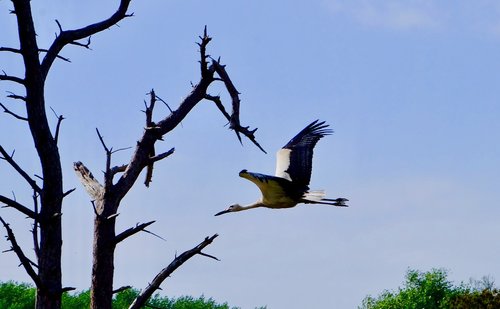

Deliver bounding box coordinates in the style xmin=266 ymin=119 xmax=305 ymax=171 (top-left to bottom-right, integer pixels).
xmin=12 ymin=1 xmax=63 ymax=308
xmin=2 ymin=1 xmax=134 ymax=308
xmin=90 ymin=211 xmax=117 ymax=309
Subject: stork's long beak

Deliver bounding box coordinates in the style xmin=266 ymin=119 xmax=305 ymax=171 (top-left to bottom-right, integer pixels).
xmin=214 ymin=209 xmax=231 ymax=216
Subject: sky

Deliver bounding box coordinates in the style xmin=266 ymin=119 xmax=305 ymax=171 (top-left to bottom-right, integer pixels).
xmin=1 ymin=0 xmax=500 ymax=308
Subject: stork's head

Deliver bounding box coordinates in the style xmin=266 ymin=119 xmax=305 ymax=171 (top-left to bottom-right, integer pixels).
xmin=214 ymin=204 xmax=244 ymax=216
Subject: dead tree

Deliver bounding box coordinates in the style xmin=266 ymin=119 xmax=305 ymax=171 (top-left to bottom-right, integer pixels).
xmin=73 ymin=28 xmax=264 ymax=308
xmin=1 ymin=1 xmax=264 ymax=309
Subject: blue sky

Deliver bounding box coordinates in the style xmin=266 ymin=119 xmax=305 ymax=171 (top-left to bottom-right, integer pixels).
xmin=1 ymin=1 xmax=500 ymax=308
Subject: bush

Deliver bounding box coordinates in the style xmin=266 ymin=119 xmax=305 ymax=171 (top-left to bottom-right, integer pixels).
xmin=360 ymin=268 xmax=499 ymax=309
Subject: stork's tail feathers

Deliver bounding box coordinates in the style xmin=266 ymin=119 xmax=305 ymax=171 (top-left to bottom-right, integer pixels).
xmin=302 ymin=191 xmax=349 ymax=207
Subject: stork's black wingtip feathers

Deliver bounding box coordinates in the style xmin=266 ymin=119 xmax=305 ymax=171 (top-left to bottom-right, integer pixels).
xmin=307 ymin=119 xmax=333 ymax=136
xmin=282 ymin=119 xmax=333 ymax=149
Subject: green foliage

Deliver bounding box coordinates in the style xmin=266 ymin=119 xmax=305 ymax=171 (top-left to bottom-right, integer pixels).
xmin=62 ymin=290 xmax=90 ymax=308
xmin=0 ymin=281 xmax=35 ymax=309
xmin=449 ymin=288 xmax=500 ymax=308
xmin=0 ymin=281 xmax=265 ymax=309
xmin=112 ymin=288 xmax=140 ymax=309
xmin=360 ymin=268 xmax=500 ymax=309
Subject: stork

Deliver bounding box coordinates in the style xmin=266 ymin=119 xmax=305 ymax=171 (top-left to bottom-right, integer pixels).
xmin=215 ymin=120 xmax=348 ymax=216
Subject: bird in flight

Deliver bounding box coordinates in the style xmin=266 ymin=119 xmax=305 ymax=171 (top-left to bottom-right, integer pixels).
xmin=215 ymin=120 xmax=348 ymax=216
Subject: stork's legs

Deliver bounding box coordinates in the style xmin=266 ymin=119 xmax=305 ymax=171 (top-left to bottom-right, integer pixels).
xmin=302 ymin=197 xmax=349 ymax=207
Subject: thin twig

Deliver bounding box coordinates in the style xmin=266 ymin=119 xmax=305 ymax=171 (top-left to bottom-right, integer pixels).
xmin=50 ymin=107 xmax=65 ymax=145
xmin=38 ymin=49 xmax=71 ymax=62
xmin=96 ymin=128 xmax=113 ymax=189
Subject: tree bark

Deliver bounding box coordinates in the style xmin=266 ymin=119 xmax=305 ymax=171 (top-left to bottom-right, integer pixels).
xmin=90 ymin=201 xmax=117 ymax=309
xmin=12 ymin=1 xmax=63 ymax=308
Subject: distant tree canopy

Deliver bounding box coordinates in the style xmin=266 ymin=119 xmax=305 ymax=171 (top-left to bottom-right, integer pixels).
xmin=360 ymin=268 xmax=500 ymax=309
xmin=0 ymin=281 xmax=267 ymax=309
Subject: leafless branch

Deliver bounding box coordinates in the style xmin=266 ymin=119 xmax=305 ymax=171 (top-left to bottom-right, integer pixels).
xmin=144 ymin=90 xmax=157 ymax=187
xmin=145 ymin=89 xmax=156 ymax=127
xmin=0 ymin=194 xmax=37 ymax=219
xmin=0 ymin=47 xmax=22 ymax=54
xmin=0 ymin=146 xmax=41 ymax=193
xmin=112 ymin=146 xmax=132 ymax=154
xmin=73 ymin=161 xmax=104 ymax=200
xmin=205 ymin=94 xmax=231 ymax=120
xmin=91 ymin=200 xmax=100 ymax=217
xmin=113 ymin=285 xmax=131 ymax=294
xmin=115 ymin=221 xmax=156 ymax=244
xmin=148 ymin=148 xmax=175 ymax=164
xmin=50 ymin=107 xmax=65 ymax=144
xmin=0 ymin=102 xmax=28 ymax=121
xmin=197 ymin=26 xmax=212 ymax=78
xmin=41 ymin=0 xmax=134 ymax=78
xmin=154 ymin=94 xmax=174 ymax=114
xmin=96 ymin=128 xmax=111 ymax=154
xmin=0 ymin=216 xmax=42 ymax=288
xmin=63 ymin=188 xmax=76 ymax=198
xmin=6 ymin=92 xmax=26 ymax=101
xmin=61 ymin=287 xmax=76 ymax=293
xmin=38 ymin=49 xmax=71 ymax=63
xmin=112 ymin=28 xmax=265 ymax=200
xmin=128 ymin=234 xmax=219 ymax=309
xmin=69 ymin=36 xmax=92 ymax=49
xmin=95 ymin=128 xmax=114 ymax=188
xmin=141 ymin=229 xmax=166 ymax=242
xmin=32 ymin=192 xmax=40 ymax=258
xmin=110 ymin=164 xmax=128 ymax=175
xmin=0 ymin=71 xmax=25 ymax=85
xmin=211 ymin=60 xmax=266 ymax=153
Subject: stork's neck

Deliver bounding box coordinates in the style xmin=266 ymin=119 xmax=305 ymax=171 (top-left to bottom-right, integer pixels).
xmin=238 ymin=201 xmax=264 ymax=212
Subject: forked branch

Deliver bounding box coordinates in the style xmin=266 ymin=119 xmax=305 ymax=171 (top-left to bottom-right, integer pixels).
xmin=128 ymin=234 xmax=219 ymax=309
xmin=207 ymin=61 xmax=266 ymax=153
xmin=40 ymin=0 xmax=134 ymax=78
xmin=111 ymin=28 xmax=265 ymax=201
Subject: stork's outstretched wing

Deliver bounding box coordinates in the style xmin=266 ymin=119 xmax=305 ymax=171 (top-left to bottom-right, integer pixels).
xmin=275 ymin=120 xmax=332 ymax=188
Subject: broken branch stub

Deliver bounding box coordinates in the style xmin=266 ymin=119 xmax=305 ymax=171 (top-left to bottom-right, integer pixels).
xmin=73 ymin=161 xmax=104 ymax=200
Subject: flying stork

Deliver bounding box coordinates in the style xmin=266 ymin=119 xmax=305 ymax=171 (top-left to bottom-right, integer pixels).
xmin=214 ymin=120 xmax=348 ymax=216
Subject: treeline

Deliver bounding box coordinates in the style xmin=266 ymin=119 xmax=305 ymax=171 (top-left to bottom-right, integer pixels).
xmin=3 ymin=269 xmax=499 ymax=308
xmin=360 ymin=268 xmax=500 ymax=309
xmin=0 ymin=282 xmax=266 ymax=309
